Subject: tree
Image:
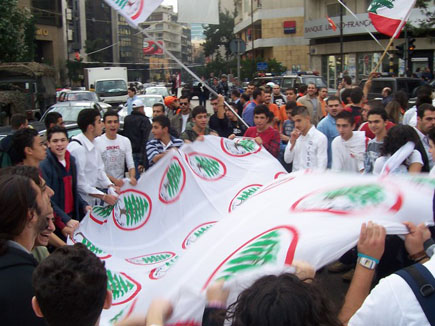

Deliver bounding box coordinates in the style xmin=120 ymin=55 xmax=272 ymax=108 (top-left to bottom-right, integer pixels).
xmin=203 ymin=10 xmax=235 ymax=59
xmin=411 ymin=0 xmax=435 ymax=38
xmin=0 ymin=0 xmax=35 ymax=62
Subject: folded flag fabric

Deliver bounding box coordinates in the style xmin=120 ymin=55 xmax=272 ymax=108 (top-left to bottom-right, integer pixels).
xmin=104 ymin=0 xmax=163 ymax=26
xmin=327 ymin=16 xmax=337 ymax=31
xmin=368 ymin=0 xmax=416 ymax=38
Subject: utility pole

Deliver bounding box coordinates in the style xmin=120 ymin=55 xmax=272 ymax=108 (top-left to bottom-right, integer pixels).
xmin=251 ymin=0 xmax=255 ymax=74
xmin=339 ymin=3 xmax=344 ymax=77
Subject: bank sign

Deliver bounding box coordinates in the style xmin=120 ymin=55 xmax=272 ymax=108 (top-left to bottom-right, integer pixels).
xmin=304 ymin=9 xmax=430 ymax=39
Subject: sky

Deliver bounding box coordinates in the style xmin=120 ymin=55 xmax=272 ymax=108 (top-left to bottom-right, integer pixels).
xmin=162 ymin=0 xmax=178 ymax=11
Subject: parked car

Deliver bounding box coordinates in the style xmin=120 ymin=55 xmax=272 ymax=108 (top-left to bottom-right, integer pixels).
xmin=145 ymin=86 xmax=169 ymax=98
xmin=280 ymin=74 xmax=335 ymax=94
xmin=0 ymin=121 xmax=81 ymax=142
xmin=41 ymin=101 xmax=104 ymax=124
xmin=252 ymin=76 xmax=283 ymax=88
xmin=57 ymin=90 xmax=112 ymax=112
xmin=359 ymin=77 xmax=426 ymax=107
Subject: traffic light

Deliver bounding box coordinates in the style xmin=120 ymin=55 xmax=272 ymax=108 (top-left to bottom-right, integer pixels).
xmin=408 ymin=38 xmax=416 ymax=57
xmin=395 ymin=43 xmax=405 ymax=59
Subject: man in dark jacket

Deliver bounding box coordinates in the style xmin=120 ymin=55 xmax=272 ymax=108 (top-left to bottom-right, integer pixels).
xmin=40 ymin=126 xmax=89 ymax=240
xmin=0 ymin=165 xmax=53 ymax=326
xmin=123 ymin=99 xmax=152 ymax=174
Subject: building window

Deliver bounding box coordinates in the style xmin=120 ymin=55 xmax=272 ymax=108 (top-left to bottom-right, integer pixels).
xmin=326 ymin=3 xmax=341 ymax=18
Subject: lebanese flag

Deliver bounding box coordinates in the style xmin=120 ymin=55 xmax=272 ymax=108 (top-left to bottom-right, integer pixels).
xmin=368 ymin=0 xmax=416 ymax=38
xmin=327 ymin=16 xmax=337 ymax=31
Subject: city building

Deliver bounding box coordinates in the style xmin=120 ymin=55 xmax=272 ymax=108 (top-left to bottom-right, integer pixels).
xmin=304 ymin=0 xmax=435 ymax=87
xmin=233 ymin=0 xmax=310 ymax=72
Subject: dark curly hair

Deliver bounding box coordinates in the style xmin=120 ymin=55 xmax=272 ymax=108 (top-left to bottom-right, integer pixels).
xmin=226 ymin=273 xmax=341 ymax=326
xmin=381 ymin=125 xmax=419 ymax=156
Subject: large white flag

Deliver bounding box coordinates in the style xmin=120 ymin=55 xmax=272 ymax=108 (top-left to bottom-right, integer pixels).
xmin=70 ymin=136 xmax=434 ymax=325
xmin=177 ymin=0 xmax=219 ymax=24
xmin=104 ymin=0 xmax=163 ymax=27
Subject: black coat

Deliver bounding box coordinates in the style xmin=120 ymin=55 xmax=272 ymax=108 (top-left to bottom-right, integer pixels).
xmin=0 ymin=245 xmax=47 ymax=326
xmin=123 ymin=111 xmax=151 ymax=165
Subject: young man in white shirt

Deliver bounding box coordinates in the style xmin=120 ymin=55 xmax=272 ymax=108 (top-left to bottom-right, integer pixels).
xmin=364 ymin=107 xmax=389 ymax=173
xmin=67 ymin=108 xmax=119 ymax=206
xmin=96 ymin=110 xmax=136 ymax=188
xmin=331 ymin=110 xmax=367 ymax=173
xmin=284 ymin=105 xmax=328 ymax=171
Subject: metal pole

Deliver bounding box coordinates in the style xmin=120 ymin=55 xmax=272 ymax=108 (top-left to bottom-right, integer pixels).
xmin=404 ymin=27 xmax=409 ymax=76
xmin=237 ymin=40 xmax=241 ymax=81
xmin=340 ymin=3 xmax=344 ymax=76
xmin=251 ymin=0 xmax=255 ymax=75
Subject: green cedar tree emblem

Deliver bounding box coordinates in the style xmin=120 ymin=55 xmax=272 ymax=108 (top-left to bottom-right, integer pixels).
xmin=217 ymin=230 xmax=280 ymax=281
xmin=74 ymin=232 xmax=110 ymax=258
xmin=188 ymin=154 xmax=226 ymax=180
xmin=322 ymin=184 xmax=385 ymax=207
xmin=114 ymin=192 xmax=151 ymax=230
xmin=93 ymin=205 xmax=114 ymax=218
xmin=230 ymin=185 xmax=261 ymax=212
xmin=126 ymin=252 xmax=176 ymax=265
xmin=368 ymin=0 xmax=395 ymax=14
xmin=236 ymin=139 xmax=257 ymax=152
xmin=107 ymin=270 xmax=135 ymax=302
xmin=165 ymin=162 xmax=182 ymax=198
xmin=160 ymin=158 xmax=185 ymax=203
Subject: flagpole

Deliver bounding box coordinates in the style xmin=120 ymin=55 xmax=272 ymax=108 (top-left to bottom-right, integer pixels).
xmin=134 ymin=25 xmax=250 ymax=128
xmin=370 ymin=37 xmax=395 ymax=74
xmin=335 ymin=0 xmax=388 ymax=53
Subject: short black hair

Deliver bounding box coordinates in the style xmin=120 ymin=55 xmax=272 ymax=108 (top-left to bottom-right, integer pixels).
xmin=191 ymin=105 xmax=207 ymax=118
xmin=343 ymin=75 xmax=352 ymax=85
xmin=417 ymin=103 xmax=435 ymax=119
xmin=179 ymin=95 xmax=190 ymax=102
xmin=381 ymin=125 xmax=419 ymax=156
xmin=152 ymin=103 xmax=165 ymax=111
xmin=298 ymin=84 xmax=308 ymax=94
xmin=77 ymin=108 xmax=101 ymax=133
xmin=103 ymin=109 xmax=119 ymax=122
xmin=350 ymin=87 xmax=364 ymax=104
xmin=10 ymin=128 xmax=39 ymax=164
xmin=393 ymin=90 xmax=408 ymax=110
xmin=285 ymin=87 xmax=297 ymax=94
xmin=47 ymin=126 xmax=68 ymax=141
xmin=231 ymin=89 xmax=240 ymax=97
xmin=32 ymin=243 xmax=108 ymax=326
xmin=285 ymin=101 xmax=298 ymax=111
xmin=128 ymin=87 xmax=136 ymax=93
xmin=44 ymin=112 xmax=62 ymax=130
xmin=335 ymin=110 xmax=354 ymax=125
xmin=210 ymin=94 xmax=219 ymax=101
xmin=241 ymin=93 xmax=250 ymax=101
xmin=428 ymin=127 xmax=435 ymax=144
xmin=367 ymin=107 xmax=388 ymax=121
xmin=10 ymin=114 xmax=27 ymax=130
xmin=416 ymin=85 xmax=432 ymax=99
xmin=253 ymin=104 xmax=270 ymax=116
xmin=152 ymin=115 xmax=170 ymax=130
xmin=326 ymin=95 xmax=340 ymax=105
xmin=366 ymin=99 xmax=384 ymax=111
xmin=291 ymin=105 xmax=310 ymax=117
xmin=253 ymin=88 xmax=263 ymax=100
xmin=341 ymin=88 xmax=353 ymax=105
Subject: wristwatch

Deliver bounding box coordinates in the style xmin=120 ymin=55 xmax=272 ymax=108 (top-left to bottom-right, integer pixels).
xmin=357 ymin=256 xmax=377 ymax=270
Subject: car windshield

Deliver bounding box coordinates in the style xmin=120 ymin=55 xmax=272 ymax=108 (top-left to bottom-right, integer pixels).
xmin=47 ymin=106 xmax=91 ymax=122
xmin=67 ymin=92 xmax=98 ymax=101
xmin=95 ymin=80 xmax=128 ymax=93
xmin=137 ymin=96 xmax=163 ymax=107
xmin=302 ymin=77 xmax=327 ymax=88
xmin=146 ymin=87 xmax=169 ymax=97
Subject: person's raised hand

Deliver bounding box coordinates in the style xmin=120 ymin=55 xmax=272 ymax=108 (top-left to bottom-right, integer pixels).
xmin=357 ymin=221 xmax=386 ymax=261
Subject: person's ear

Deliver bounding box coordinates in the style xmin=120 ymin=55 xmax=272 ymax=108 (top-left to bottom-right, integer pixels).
xmin=24 ymin=146 xmax=33 ymax=157
xmin=32 ymin=296 xmax=44 ymax=318
xmin=103 ymin=290 xmax=112 ymax=310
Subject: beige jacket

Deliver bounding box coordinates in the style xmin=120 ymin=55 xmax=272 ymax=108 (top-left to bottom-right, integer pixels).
xmin=297 ymin=95 xmax=323 ymax=126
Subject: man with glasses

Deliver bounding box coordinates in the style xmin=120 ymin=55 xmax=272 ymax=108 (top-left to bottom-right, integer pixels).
xmin=317 ymin=96 xmax=344 ymax=168
xmin=170 ymin=95 xmax=192 ymax=136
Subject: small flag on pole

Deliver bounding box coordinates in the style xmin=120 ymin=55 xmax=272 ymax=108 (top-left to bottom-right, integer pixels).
xmin=327 ymin=16 xmax=337 ymax=31
xmin=104 ymin=0 xmax=163 ymax=27
xmin=368 ymin=0 xmax=416 ymax=38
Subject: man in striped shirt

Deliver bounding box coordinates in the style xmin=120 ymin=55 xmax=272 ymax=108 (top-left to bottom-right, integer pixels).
xmin=146 ymin=116 xmax=184 ymax=167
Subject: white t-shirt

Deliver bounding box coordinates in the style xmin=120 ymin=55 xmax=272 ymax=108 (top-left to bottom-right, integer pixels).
xmin=95 ymin=134 xmax=135 ymax=180
xmin=349 ymin=257 xmax=435 ymax=326
xmin=331 ymin=131 xmax=366 ymax=172
xmin=373 ymin=150 xmax=423 ymax=175
xmin=181 ymin=114 xmax=189 ymax=133
xmin=284 ymin=126 xmax=328 ymax=171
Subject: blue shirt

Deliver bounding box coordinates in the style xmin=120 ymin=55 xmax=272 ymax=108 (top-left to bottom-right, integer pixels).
xmin=242 ymin=101 xmax=257 ymax=127
xmin=126 ymin=95 xmax=137 ymax=115
xmin=317 ymin=114 xmax=339 ymax=168
xmin=146 ymin=136 xmax=184 ymax=167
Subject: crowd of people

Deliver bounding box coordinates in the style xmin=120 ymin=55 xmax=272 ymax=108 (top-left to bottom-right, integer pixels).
xmin=0 ymin=70 xmax=434 ymax=326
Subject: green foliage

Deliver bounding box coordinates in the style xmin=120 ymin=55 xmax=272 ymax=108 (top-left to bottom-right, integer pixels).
xmin=85 ymin=38 xmax=108 ymax=63
xmin=240 ymin=57 xmax=287 ymax=80
xmin=66 ymin=59 xmax=83 ymax=84
xmin=203 ymin=10 xmax=235 ymax=58
xmin=0 ymin=0 xmax=35 ymax=62
xmin=410 ymin=0 xmax=434 ymax=38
